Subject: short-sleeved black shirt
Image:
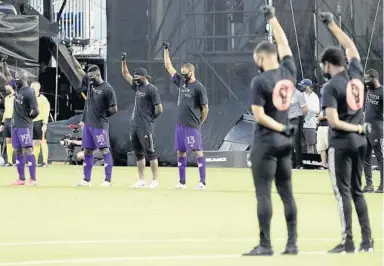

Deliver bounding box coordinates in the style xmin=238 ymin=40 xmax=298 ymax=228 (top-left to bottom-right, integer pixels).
xmin=12 ymin=86 xmax=38 ymax=129
xmin=322 ymin=58 xmax=366 ymax=148
xmin=251 ymin=56 xmax=297 ymax=147
xmin=130 ymin=83 xmax=161 ymax=132
xmin=172 ymin=73 xmax=208 ymax=128
xmin=83 ymin=81 xmax=117 ymax=129
xmin=365 ymin=85 xmax=383 ymax=139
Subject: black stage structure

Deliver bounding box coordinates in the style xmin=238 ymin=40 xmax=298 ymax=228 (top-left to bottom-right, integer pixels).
xmin=17 ymin=0 xmax=381 ymax=166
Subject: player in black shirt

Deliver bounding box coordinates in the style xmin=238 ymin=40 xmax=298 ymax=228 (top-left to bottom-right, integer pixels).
xmin=11 ymin=70 xmax=39 ymax=185
xmin=243 ymin=6 xmax=298 ymax=256
xmin=121 ymin=53 xmax=163 ymax=188
xmin=362 ymin=69 xmax=383 ymax=193
xmin=319 ymin=12 xmax=374 ymax=253
xmin=79 ymin=65 xmax=118 ymax=187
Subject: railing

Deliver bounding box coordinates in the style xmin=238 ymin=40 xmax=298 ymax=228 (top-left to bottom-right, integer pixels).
xmin=27 ymin=0 xmax=106 ymax=43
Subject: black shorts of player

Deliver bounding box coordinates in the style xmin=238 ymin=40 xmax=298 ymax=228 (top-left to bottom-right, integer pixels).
xmin=33 ymin=120 xmax=43 ymax=140
xmin=3 ymin=118 xmax=12 ymax=138
xmin=130 ymin=127 xmax=157 ymax=161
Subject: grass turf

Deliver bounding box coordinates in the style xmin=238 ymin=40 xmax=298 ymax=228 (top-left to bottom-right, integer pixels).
xmin=0 ymin=166 xmax=382 ymax=266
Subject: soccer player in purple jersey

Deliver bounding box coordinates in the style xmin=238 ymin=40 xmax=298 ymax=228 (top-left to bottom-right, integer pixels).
xmin=11 ymin=70 xmax=39 ymax=185
xmin=77 ymin=65 xmax=118 ymax=187
xmin=163 ymin=43 xmax=209 ymax=190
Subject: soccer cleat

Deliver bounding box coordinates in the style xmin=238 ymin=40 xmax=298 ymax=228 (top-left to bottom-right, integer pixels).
xmin=4 ymin=162 xmax=14 ymax=167
xmin=358 ymin=239 xmax=374 ymax=252
xmin=375 ymin=186 xmax=383 ymax=193
xmin=100 ymin=181 xmax=111 ymax=187
xmin=25 ymin=179 xmax=37 ymax=186
xmin=130 ymin=179 xmax=147 ymax=188
xmin=11 ymin=179 xmax=25 ymax=186
xmin=171 ymin=183 xmax=187 ymax=190
xmin=149 ymin=180 xmax=159 ymax=189
xmin=281 ymin=245 xmax=299 ymax=255
xmin=38 ymin=163 xmax=48 ymax=168
xmin=194 ymin=182 xmax=206 ymax=190
xmin=76 ymin=180 xmax=92 ymax=187
xmin=363 ymin=184 xmax=374 ymax=193
xmin=328 ymin=241 xmax=355 ymax=253
xmin=242 ymin=246 xmax=274 ymax=256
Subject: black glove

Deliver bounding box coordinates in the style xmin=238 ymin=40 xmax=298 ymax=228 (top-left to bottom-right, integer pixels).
xmin=281 ymin=124 xmax=295 ymax=137
xmin=319 ymin=12 xmax=334 ymax=25
xmin=260 ymin=5 xmax=275 ymax=20
xmin=1 ymin=55 xmax=8 ymax=62
xmin=121 ymin=52 xmax=126 ymax=61
xmin=162 ymin=42 xmax=169 ymax=49
xmin=359 ymin=123 xmax=371 ymax=135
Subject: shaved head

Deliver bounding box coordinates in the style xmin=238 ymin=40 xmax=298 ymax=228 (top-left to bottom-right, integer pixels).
xmin=31 ymin=81 xmax=41 ymax=94
xmin=15 ymin=69 xmax=28 ymax=81
xmin=181 ymin=63 xmax=195 ymax=74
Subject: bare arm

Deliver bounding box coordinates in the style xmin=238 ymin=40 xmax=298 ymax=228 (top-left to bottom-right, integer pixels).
xmin=121 ymin=60 xmax=133 ymax=85
xmin=201 ymin=104 xmax=209 ymax=123
xmin=302 ymin=106 xmax=308 ymax=116
xmin=320 ymin=13 xmax=360 ymax=61
xmin=2 ymin=62 xmax=12 ymax=82
xmin=269 ymin=17 xmax=293 ymax=59
xmin=252 ymin=105 xmax=285 ymax=132
xmin=71 ymin=54 xmax=85 ymax=76
xmin=326 ymin=107 xmax=362 ymax=133
xmin=154 ymin=104 xmax=163 ymax=118
xmin=163 ymin=45 xmax=177 ymax=77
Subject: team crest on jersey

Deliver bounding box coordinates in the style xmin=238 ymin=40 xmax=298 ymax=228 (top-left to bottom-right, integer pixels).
xmin=93 ymin=89 xmax=103 ymax=95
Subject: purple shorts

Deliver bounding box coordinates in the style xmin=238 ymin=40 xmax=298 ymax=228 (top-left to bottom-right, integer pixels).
xmin=174 ymin=123 xmax=203 ymax=151
xmin=82 ymin=124 xmax=110 ymax=150
xmin=12 ymin=128 xmax=33 ymax=149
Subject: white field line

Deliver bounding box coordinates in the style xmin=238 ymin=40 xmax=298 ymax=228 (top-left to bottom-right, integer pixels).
xmin=0 ymin=237 xmax=382 ymax=247
xmin=0 ymin=250 xmax=381 ymax=266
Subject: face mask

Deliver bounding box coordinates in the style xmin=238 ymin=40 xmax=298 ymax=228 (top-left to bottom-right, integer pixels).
xmin=134 ymin=78 xmax=143 ymax=86
xmin=182 ymin=73 xmax=191 ymax=82
xmin=15 ymin=79 xmax=23 ymax=89
xmin=322 ymin=73 xmax=331 ymax=81
xmin=365 ymin=81 xmax=375 ymax=89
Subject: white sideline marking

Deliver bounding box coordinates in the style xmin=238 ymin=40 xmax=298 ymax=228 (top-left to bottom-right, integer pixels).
xmin=0 ymin=250 xmax=380 ymax=266
xmin=0 ymin=237 xmax=382 ymax=247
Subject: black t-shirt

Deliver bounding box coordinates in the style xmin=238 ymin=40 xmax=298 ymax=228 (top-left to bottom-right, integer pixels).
xmin=322 ymin=58 xmax=366 ymax=148
xmin=12 ymin=86 xmax=38 ymax=129
xmin=365 ymin=85 xmax=383 ymax=138
xmin=251 ymin=56 xmax=297 ymax=147
xmin=172 ymin=73 xmax=208 ymax=128
xmin=83 ymin=81 xmax=117 ymax=129
xmin=130 ymin=83 xmax=161 ymax=132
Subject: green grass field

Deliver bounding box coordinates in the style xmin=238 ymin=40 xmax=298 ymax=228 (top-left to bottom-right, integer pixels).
xmin=0 ymin=166 xmax=382 ymax=266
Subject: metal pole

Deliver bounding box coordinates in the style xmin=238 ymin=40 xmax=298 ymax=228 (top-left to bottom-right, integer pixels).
xmin=337 ymin=2 xmax=341 ymax=48
xmin=54 ymin=36 xmax=59 ymax=121
xmin=267 ymin=0 xmax=273 ymax=42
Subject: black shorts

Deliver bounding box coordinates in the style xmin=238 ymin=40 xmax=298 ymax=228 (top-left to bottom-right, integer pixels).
xmin=130 ymin=127 xmax=157 ymax=161
xmin=3 ymin=118 xmax=12 ymax=138
xmin=33 ymin=120 xmax=43 ymax=140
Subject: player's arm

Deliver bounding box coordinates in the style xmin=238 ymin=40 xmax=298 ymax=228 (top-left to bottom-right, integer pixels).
xmin=1 ymin=58 xmax=13 ymax=82
xmin=261 ymin=6 xmax=292 ymax=59
xmin=326 ymin=108 xmax=363 ymax=133
xmin=105 ymin=88 xmax=118 ymax=117
xmin=150 ymin=86 xmax=163 ymax=118
xmin=163 ymin=42 xmax=177 ymax=77
xmin=199 ymin=85 xmax=209 ymax=124
xmin=121 ymin=53 xmax=133 ymax=85
xmin=320 ymin=12 xmax=360 ymax=61
xmin=69 ymin=50 xmax=86 ymax=76
xmin=28 ymin=91 xmax=40 ymax=119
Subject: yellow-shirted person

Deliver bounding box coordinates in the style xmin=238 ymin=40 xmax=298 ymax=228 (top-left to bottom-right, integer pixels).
xmin=30 ymin=81 xmax=50 ymax=167
xmin=0 ymin=84 xmax=15 ymax=166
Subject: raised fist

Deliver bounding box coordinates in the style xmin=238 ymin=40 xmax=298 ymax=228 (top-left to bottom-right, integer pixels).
xmin=162 ymin=42 xmax=169 ymax=49
xmin=260 ymin=5 xmax=275 ymax=20
xmin=121 ymin=52 xmax=126 ymax=61
xmin=319 ymin=12 xmax=334 ymax=25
